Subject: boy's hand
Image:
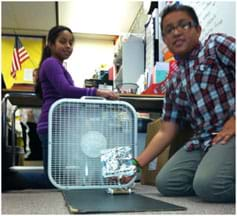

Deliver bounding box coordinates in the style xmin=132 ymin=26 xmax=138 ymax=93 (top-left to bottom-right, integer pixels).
xmin=212 ymin=116 xmax=235 ymax=144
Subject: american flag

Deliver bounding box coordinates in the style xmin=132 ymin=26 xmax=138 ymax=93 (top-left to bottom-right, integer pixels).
xmin=10 ymin=36 xmax=30 ymax=78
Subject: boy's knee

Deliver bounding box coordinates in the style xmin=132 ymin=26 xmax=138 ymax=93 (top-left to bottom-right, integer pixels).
xmin=193 ymin=174 xmax=235 ymax=203
xmin=155 ymin=171 xmax=194 ymax=196
xmin=155 ymin=171 xmax=167 ymax=195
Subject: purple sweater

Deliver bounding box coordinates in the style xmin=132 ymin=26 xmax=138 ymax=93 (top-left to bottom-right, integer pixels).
xmin=37 ymin=57 xmax=97 ymax=134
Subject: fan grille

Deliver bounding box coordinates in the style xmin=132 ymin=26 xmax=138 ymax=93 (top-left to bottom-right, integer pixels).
xmin=48 ymin=98 xmax=137 ymax=189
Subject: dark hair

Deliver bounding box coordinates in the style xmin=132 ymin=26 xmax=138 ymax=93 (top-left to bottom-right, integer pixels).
xmin=160 ymin=4 xmax=200 ymax=36
xmin=35 ymin=25 xmax=73 ymax=99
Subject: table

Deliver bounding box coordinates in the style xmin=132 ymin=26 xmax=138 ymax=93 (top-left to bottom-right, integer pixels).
xmin=2 ymin=90 xmax=164 ymax=111
xmin=2 ymin=90 xmax=42 ymax=165
xmin=119 ymin=94 xmax=164 ymax=112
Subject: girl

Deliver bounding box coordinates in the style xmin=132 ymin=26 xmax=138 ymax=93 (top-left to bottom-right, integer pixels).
xmin=35 ymin=25 xmax=118 ymax=181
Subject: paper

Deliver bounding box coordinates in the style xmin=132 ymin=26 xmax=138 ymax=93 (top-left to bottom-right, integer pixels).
xmin=98 ymin=84 xmax=113 ymax=90
xmin=24 ymin=68 xmax=34 ymax=82
xmin=154 ymin=62 xmax=169 ymax=84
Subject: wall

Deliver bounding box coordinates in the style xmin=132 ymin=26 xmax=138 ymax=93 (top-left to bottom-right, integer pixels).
xmin=65 ymin=36 xmax=115 ymax=87
xmin=58 ymin=1 xmax=142 ymax=35
xmin=1 ymin=36 xmax=44 ymax=89
xmin=2 ymin=1 xmax=141 ymax=89
xmin=129 ymin=5 xmax=148 ymax=34
xmin=63 ymin=4 xmax=148 ymax=88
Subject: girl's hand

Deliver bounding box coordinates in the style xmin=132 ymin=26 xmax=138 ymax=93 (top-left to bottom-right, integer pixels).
xmin=96 ymin=89 xmax=119 ymax=100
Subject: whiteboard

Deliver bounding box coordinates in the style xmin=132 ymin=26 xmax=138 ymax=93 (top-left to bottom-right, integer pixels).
xmin=181 ymin=1 xmax=236 ymax=41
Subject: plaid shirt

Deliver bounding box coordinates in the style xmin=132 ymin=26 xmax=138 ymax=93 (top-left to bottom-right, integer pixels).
xmin=162 ymin=33 xmax=235 ymax=151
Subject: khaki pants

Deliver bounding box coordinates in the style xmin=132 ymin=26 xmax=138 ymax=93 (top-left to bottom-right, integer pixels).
xmin=156 ymin=137 xmax=235 ymax=203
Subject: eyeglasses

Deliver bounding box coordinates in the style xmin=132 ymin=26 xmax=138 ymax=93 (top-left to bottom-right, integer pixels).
xmin=163 ymin=20 xmax=198 ymax=36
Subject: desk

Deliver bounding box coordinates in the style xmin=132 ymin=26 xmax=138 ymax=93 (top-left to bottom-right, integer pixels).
xmin=119 ymin=94 xmax=164 ymax=112
xmin=2 ymin=90 xmax=42 ymax=166
xmin=2 ymin=89 xmax=42 ymax=107
xmin=2 ymin=89 xmax=164 ymax=166
xmin=2 ymin=90 xmax=164 ymax=114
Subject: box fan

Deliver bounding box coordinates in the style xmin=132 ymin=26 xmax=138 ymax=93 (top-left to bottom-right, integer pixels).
xmin=48 ymin=97 xmax=137 ymax=190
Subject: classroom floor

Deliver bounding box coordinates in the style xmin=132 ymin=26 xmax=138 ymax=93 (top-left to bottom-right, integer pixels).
xmin=2 ymin=183 xmax=235 ymax=214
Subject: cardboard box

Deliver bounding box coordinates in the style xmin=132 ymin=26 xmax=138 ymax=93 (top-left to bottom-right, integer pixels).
xmin=141 ymin=118 xmax=193 ymax=185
